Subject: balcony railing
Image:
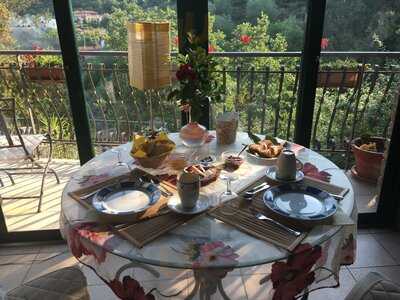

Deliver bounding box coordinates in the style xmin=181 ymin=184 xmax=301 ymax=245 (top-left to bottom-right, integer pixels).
xmin=0 ymin=50 xmax=399 ymax=167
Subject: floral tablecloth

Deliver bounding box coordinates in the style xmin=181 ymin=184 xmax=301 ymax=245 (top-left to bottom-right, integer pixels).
xmin=60 ymin=132 xmax=357 ymax=300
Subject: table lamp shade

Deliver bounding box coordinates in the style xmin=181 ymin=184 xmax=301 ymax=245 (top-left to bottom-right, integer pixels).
xmin=127 ymin=21 xmax=171 ymax=90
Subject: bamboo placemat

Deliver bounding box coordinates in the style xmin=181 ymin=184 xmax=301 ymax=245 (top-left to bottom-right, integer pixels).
xmin=68 ymin=169 xmax=199 ymax=248
xmin=117 ymin=213 xmax=195 ymax=248
xmin=209 ymin=175 xmax=350 ymax=251
xmin=209 ymin=201 xmax=307 ymax=251
xmin=69 ymin=169 xmax=173 ymax=221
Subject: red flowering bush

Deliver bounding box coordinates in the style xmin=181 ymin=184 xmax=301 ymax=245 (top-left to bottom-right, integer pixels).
xmin=240 ymin=34 xmax=252 ymax=45
xmin=321 ymin=38 xmax=329 ymax=50
xmin=271 ymin=243 xmax=322 ymax=300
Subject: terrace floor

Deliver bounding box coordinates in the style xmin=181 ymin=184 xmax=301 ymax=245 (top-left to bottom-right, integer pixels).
xmin=0 ymin=229 xmax=399 ymax=299
xmin=0 ymin=159 xmax=378 ymax=232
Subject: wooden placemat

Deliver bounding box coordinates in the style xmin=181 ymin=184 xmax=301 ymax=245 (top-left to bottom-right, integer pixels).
xmin=117 ymin=213 xmax=196 ymax=248
xmin=68 ymin=168 xmax=199 ymax=248
xmin=208 ymin=175 xmax=351 ymax=251
xmin=68 ymin=169 xmax=173 ymax=221
xmin=209 ymin=200 xmax=307 ymax=251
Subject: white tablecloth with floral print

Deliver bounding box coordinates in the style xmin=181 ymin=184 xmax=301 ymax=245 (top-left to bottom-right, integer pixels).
xmin=60 ymin=132 xmax=357 ymax=300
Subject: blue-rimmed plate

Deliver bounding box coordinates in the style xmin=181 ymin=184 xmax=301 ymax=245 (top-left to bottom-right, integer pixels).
xmin=92 ymin=181 xmax=161 ymax=215
xmin=263 ymin=183 xmax=337 ymax=221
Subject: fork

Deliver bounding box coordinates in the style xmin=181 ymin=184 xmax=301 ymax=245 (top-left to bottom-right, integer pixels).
xmin=251 ymin=210 xmax=302 ymax=237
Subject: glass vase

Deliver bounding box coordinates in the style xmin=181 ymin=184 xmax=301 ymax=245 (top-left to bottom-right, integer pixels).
xmin=180 ymin=122 xmax=208 ymax=148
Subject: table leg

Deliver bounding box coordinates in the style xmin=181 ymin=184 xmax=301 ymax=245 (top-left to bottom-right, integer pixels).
xmin=187 ymin=268 xmax=233 ymax=299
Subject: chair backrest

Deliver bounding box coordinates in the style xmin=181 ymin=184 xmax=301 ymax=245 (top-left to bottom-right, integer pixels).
xmin=0 ymin=97 xmax=30 ymax=156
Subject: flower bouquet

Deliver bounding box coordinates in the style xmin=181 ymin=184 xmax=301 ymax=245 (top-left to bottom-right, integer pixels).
xmin=168 ymin=34 xmax=223 ymax=147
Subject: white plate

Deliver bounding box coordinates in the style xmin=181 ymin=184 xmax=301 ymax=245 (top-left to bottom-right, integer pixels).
xmin=263 ymin=183 xmax=337 ymax=221
xmin=246 ymin=150 xmax=278 ymax=166
xmin=266 ymin=166 xmax=304 ymax=183
xmin=92 ymin=181 xmax=161 ymax=215
xmin=168 ymin=194 xmax=210 ymax=215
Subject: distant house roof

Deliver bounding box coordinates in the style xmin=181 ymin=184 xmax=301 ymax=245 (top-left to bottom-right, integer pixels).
xmin=74 ymin=10 xmax=103 ymax=21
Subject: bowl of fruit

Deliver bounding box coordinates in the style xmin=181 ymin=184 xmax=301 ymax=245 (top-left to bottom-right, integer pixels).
xmin=131 ymin=132 xmax=176 ymax=169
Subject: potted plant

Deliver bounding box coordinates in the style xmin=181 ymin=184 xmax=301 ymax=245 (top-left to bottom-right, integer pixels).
xmin=168 ymin=34 xmax=223 ymax=147
xmin=21 ymin=46 xmax=65 ymax=82
xmin=351 ymin=135 xmax=387 ymax=183
xmin=317 ymin=59 xmax=360 ymax=88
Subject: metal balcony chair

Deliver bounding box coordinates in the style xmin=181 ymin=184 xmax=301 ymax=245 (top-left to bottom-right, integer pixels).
xmin=0 ymin=97 xmax=60 ymax=213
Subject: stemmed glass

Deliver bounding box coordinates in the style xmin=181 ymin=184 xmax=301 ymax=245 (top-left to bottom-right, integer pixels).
xmin=218 ymin=151 xmax=244 ymax=205
xmin=110 ymin=146 xmax=132 ymax=175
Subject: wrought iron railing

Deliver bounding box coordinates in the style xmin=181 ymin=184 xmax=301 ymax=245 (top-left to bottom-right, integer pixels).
xmin=0 ymin=50 xmax=399 ymax=167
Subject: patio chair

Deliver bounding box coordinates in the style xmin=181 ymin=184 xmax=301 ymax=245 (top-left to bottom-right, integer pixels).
xmin=0 ymin=97 xmax=60 ymax=213
xmin=345 ymin=272 xmax=400 ymax=300
xmin=3 ymin=267 xmax=90 ymax=300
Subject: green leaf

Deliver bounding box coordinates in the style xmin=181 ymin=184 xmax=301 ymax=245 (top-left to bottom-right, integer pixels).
xmin=265 ymin=135 xmax=280 ymax=145
xmin=248 ymin=132 xmax=261 ymax=143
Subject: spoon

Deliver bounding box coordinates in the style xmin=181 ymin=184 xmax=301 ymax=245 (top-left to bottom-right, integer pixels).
xmin=237 ymin=144 xmax=248 ymax=156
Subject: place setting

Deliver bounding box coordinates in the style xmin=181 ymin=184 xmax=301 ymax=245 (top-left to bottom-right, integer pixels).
xmin=210 ymin=145 xmax=353 ymax=250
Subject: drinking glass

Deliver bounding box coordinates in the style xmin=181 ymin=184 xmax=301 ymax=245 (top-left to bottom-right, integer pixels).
xmin=110 ymin=147 xmax=132 ymax=175
xmin=218 ymin=151 xmax=244 ymax=205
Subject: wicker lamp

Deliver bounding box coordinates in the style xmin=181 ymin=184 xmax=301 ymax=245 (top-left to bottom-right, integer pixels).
xmin=127 ymin=21 xmax=171 ymax=131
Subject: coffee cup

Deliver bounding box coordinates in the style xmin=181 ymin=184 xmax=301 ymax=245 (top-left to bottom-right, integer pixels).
xmin=177 ymin=172 xmax=200 ymax=210
xmin=276 ymin=150 xmax=297 ymax=181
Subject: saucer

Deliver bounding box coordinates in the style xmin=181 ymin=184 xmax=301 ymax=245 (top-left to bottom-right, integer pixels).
xmin=265 ymin=166 xmax=304 ymax=183
xmin=167 ymin=194 xmax=210 ymax=215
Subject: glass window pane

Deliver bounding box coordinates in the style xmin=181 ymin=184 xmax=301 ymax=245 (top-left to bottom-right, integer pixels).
xmin=0 ymin=2 xmax=78 ymax=233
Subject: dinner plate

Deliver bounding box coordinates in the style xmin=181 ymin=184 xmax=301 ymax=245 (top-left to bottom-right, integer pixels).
xmin=246 ymin=150 xmax=278 ymax=166
xmin=167 ymin=194 xmax=210 ymax=215
xmin=92 ymin=181 xmax=161 ymax=215
xmin=263 ymin=183 xmax=337 ymax=221
xmin=265 ymin=166 xmax=304 ymax=183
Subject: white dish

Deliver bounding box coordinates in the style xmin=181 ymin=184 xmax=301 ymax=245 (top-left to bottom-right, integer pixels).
xmin=246 ymin=150 xmax=278 ymax=166
xmin=265 ymin=166 xmax=304 ymax=183
xmin=167 ymin=194 xmax=210 ymax=215
xmin=92 ymin=181 xmax=161 ymax=215
xmin=263 ymin=183 xmax=337 ymax=221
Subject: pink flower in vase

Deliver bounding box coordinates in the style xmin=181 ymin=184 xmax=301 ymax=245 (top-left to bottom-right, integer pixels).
xmin=180 ymin=104 xmax=191 ymax=113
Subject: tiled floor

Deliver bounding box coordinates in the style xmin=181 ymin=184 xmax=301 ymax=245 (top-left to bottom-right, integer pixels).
xmin=0 ymin=229 xmax=399 ymax=299
xmin=0 ymin=160 xmax=378 ymax=232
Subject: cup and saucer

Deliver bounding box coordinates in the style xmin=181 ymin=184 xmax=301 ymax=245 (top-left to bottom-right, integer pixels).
xmin=167 ymin=172 xmax=210 ymax=215
xmin=266 ymin=150 xmax=304 ymax=183
xmin=167 ymin=194 xmax=210 ymax=215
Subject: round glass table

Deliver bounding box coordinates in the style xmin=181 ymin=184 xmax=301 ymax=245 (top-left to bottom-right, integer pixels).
xmin=61 ymin=132 xmax=357 ymax=299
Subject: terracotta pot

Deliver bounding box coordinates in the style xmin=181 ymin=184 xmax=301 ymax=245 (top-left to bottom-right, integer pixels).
xmin=351 ymin=137 xmax=386 ymax=182
xmin=317 ymin=71 xmax=358 ymax=88
xmin=24 ymin=67 xmax=65 ymax=82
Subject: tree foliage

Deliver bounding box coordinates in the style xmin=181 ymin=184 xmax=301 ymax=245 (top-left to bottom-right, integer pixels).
xmin=0 ymin=3 xmax=13 ymax=48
